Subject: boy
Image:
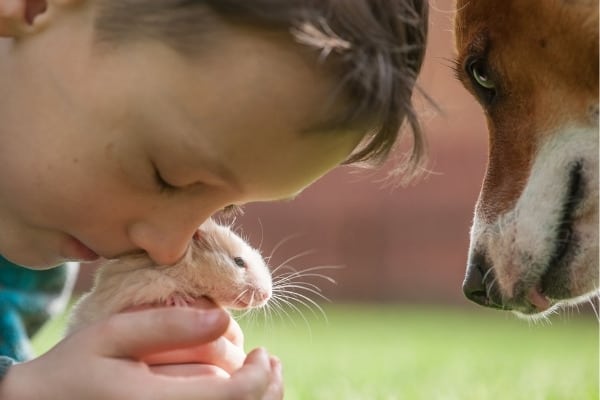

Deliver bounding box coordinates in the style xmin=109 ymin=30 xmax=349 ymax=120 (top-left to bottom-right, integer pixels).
xmin=0 ymin=0 xmax=429 ymax=399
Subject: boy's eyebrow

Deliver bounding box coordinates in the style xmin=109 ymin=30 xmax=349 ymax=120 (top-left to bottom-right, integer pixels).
xmin=299 ymin=101 xmax=357 ymax=135
xmin=300 ymin=113 xmax=352 ymax=135
xmin=300 ymin=118 xmax=341 ymax=134
xmin=300 ymin=104 xmax=370 ymax=136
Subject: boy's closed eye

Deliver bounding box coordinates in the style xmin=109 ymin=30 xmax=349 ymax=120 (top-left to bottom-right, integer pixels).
xmin=153 ymin=163 xmax=179 ymax=193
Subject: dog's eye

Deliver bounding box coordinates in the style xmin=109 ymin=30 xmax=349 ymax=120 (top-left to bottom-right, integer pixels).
xmin=466 ymin=58 xmax=497 ymax=105
xmin=470 ymin=62 xmax=495 ymax=89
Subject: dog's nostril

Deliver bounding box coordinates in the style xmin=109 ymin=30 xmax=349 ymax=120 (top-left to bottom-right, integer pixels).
xmin=463 ymin=261 xmax=488 ymax=305
xmin=463 ymin=252 xmax=507 ymax=310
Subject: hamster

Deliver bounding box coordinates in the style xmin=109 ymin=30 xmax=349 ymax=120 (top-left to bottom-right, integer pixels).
xmin=67 ymin=218 xmax=272 ymax=334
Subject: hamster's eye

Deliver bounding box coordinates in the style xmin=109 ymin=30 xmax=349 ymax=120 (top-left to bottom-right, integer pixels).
xmin=233 ymin=257 xmax=246 ymax=268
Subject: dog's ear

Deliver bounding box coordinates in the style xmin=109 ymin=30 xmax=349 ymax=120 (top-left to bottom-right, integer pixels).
xmin=0 ymin=0 xmax=80 ymax=37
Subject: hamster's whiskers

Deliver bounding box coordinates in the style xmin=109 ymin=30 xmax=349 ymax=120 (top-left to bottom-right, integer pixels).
xmin=238 ymin=264 xmax=342 ymax=335
xmin=232 ymin=288 xmax=251 ymax=308
xmin=264 ymin=234 xmax=309 ymax=267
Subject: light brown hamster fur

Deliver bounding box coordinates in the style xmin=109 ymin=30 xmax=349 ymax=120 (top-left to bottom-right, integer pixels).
xmin=67 ymin=218 xmax=271 ymax=334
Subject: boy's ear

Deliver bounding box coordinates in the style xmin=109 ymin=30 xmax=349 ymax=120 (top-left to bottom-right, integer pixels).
xmin=0 ymin=0 xmax=80 ymax=37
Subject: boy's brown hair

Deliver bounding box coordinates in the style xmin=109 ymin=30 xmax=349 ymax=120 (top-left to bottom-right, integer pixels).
xmin=94 ymin=0 xmax=429 ymax=178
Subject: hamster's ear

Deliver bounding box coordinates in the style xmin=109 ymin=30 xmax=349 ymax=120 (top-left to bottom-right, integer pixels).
xmin=0 ymin=0 xmax=81 ymax=37
xmin=199 ymin=217 xmax=219 ymax=233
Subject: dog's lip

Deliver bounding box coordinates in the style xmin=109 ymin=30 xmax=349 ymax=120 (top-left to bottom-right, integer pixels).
xmin=526 ymin=285 xmax=552 ymax=312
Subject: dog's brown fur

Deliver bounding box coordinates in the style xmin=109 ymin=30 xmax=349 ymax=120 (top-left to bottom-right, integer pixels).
xmin=454 ymin=0 xmax=598 ymax=317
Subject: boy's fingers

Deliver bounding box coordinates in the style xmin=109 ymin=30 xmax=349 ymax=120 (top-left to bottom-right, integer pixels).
xmin=150 ymin=363 xmax=230 ymax=378
xmin=228 ymin=348 xmax=275 ymax=395
xmin=90 ymin=307 xmax=230 ymax=358
xmin=264 ymin=356 xmax=284 ymax=400
xmin=142 ymin=335 xmax=246 ymax=373
xmin=144 ymin=349 xmax=278 ymax=400
xmin=225 ymin=317 xmax=244 ymax=347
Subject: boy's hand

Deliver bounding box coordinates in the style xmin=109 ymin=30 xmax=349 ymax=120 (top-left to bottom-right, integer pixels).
xmin=122 ymin=298 xmax=246 ymax=375
xmin=0 ymin=307 xmax=283 ymax=400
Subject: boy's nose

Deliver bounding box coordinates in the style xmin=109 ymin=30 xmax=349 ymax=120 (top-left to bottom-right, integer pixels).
xmin=127 ymin=220 xmax=199 ymax=265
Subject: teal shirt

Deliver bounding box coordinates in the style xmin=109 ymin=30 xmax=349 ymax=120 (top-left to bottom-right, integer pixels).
xmin=0 ymin=256 xmax=78 ymax=361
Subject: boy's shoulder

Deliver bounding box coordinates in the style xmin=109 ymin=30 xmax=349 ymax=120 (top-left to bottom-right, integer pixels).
xmin=0 ymin=256 xmax=72 ymax=294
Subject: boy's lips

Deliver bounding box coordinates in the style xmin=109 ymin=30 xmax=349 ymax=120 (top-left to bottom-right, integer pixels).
xmin=62 ymin=236 xmax=100 ymax=261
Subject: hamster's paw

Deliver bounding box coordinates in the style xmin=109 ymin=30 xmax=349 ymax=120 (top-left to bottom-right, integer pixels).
xmin=164 ymin=293 xmax=195 ymax=307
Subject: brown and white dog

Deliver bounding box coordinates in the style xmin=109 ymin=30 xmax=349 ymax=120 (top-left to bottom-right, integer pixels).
xmin=454 ymin=0 xmax=598 ymax=318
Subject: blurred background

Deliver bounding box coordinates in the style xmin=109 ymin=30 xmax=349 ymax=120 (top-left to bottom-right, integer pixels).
xmin=52 ymin=2 xmax=596 ymax=399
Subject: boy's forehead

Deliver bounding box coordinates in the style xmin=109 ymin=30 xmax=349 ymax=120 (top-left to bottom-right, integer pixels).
xmin=174 ymin=26 xmax=354 ymax=130
xmin=90 ymin=0 xmax=427 ymax=170
xmin=93 ymin=13 xmax=366 ymax=148
xmin=178 ymin=22 xmax=360 ymax=134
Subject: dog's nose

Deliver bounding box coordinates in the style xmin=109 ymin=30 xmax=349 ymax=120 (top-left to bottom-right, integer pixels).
xmin=463 ymin=251 xmax=507 ymax=310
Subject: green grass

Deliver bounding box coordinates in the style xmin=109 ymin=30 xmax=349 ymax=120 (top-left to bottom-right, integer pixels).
xmin=33 ymin=304 xmax=598 ymax=400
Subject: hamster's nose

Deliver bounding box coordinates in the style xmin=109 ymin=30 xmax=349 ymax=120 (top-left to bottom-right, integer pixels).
xmin=128 ymin=222 xmax=193 ymax=265
xmin=250 ymin=288 xmax=271 ymax=307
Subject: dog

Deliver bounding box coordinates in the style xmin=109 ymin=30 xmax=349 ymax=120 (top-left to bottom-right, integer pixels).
xmin=453 ymin=0 xmax=598 ymax=318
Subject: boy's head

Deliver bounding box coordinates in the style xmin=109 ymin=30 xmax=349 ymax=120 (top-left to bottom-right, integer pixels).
xmin=0 ymin=0 xmax=428 ymax=268
xmin=92 ymin=0 xmax=429 ymax=169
